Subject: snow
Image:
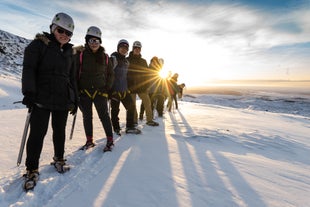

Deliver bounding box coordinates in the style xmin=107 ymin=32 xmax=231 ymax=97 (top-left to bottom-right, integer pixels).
xmin=0 ymin=76 xmax=309 ymax=207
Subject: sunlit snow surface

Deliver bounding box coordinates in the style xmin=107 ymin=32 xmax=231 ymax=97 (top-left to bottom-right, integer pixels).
xmin=0 ymin=77 xmax=309 ymax=207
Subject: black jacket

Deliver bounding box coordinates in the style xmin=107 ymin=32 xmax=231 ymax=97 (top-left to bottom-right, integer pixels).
xmin=127 ymin=52 xmax=150 ymax=93
xmin=22 ymin=32 xmax=78 ymax=110
xmin=75 ymin=45 xmax=114 ymax=92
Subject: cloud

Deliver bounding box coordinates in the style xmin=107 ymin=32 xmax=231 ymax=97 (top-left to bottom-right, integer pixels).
xmin=1 ymin=0 xmax=309 ymax=83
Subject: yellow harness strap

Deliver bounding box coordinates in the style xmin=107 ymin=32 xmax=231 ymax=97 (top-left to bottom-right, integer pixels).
xmin=82 ymin=89 xmax=97 ymax=100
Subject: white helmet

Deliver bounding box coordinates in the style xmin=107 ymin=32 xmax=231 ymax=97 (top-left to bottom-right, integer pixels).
xmin=52 ymin=12 xmax=74 ymax=33
xmin=86 ymin=26 xmax=102 ymax=39
xmin=133 ymin=41 xmax=142 ymax=48
xmin=118 ymin=39 xmax=129 ymax=49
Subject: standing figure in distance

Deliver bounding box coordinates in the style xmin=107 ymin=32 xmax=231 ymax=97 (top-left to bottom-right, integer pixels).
xmin=21 ymin=12 xmax=78 ymax=191
xmin=75 ymin=26 xmax=115 ymax=152
xmin=178 ymin=83 xmax=186 ymax=99
xmin=109 ymin=39 xmax=141 ymax=135
xmin=167 ymin=73 xmax=180 ymax=111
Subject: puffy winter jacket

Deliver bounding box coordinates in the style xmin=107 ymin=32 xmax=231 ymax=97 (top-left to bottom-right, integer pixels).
xmin=75 ymin=45 xmax=114 ymax=93
xmin=110 ymin=51 xmax=129 ymax=93
xmin=22 ymin=32 xmax=78 ymax=110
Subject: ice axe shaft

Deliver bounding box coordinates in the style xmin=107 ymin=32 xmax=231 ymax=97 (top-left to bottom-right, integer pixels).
xmin=69 ymin=112 xmax=77 ymax=140
xmin=17 ymin=108 xmax=32 ymax=166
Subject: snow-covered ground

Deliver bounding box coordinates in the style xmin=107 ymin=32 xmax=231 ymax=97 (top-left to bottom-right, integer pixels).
xmin=0 ymin=76 xmax=309 ymax=207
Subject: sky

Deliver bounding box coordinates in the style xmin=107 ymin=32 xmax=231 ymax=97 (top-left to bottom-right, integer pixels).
xmin=0 ymin=76 xmax=309 ymax=206
xmin=1 ymin=0 xmax=310 ymax=87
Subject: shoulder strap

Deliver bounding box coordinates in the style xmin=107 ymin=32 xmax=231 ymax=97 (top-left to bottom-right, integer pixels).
xmin=111 ymin=55 xmax=118 ymax=70
xmin=104 ymin=53 xmax=109 ymax=65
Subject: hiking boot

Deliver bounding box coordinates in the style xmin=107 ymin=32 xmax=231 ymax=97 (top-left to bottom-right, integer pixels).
xmin=146 ymin=121 xmax=159 ymax=126
xmin=51 ymin=157 xmax=70 ymax=173
xmin=114 ymin=129 xmax=121 ymax=136
xmin=80 ymin=140 xmax=96 ymax=150
xmin=125 ymin=127 xmax=141 ymax=134
xmin=103 ymin=140 xmax=114 ymax=152
xmin=23 ymin=169 xmax=39 ymax=191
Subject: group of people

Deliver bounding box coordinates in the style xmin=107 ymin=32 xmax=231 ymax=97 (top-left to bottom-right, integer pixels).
xmin=20 ymin=12 xmax=183 ymax=191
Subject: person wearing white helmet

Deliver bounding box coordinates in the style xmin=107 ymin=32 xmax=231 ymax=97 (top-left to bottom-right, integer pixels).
xmin=21 ymin=12 xmax=78 ymax=191
xmin=109 ymin=39 xmax=141 ymax=135
xmin=74 ymin=26 xmax=115 ymax=152
xmin=127 ymin=41 xmax=159 ymax=126
xmin=50 ymin=12 xmax=74 ymax=45
xmin=133 ymin=40 xmax=142 ymax=48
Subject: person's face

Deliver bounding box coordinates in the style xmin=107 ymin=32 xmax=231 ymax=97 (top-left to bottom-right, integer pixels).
xmin=53 ymin=27 xmax=72 ymax=46
xmin=119 ymin=46 xmax=128 ymax=56
xmin=88 ymin=38 xmax=100 ymax=52
xmin=133 ymin=47 xmax=141 ymax=55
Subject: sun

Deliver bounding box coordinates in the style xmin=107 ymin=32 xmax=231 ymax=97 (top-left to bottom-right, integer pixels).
xmin=158 ymin=67 xmax=171 ymax=79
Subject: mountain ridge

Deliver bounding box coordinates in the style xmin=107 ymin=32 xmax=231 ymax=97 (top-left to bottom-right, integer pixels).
xmin=0 ymin=29 xmax=31 ymax=79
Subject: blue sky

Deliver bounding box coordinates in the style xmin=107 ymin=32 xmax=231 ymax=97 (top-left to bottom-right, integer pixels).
xmin=1 ymin=0 xmax=310 ymax=86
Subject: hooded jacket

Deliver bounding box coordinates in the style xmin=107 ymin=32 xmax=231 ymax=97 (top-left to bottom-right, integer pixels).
xmin=22 ymin=32 xmax=78 ymax=110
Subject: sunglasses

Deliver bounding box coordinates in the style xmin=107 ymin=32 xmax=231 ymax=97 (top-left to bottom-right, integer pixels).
xmin=88 ymin=39 xmax=101 ymax=44
xmin=56 ymin=28 xmax=72 ymax=37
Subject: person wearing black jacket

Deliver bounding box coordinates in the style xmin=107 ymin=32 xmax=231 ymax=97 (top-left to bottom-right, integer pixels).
xmin=127 ymin=41 xmax=158 ymax=126
xmin=75 ymin=26 xmax=115 ymax=152
xmin=21 ymin=13 xmax=78 ymax=191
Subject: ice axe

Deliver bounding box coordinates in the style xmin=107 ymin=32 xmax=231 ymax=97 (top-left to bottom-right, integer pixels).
xmin=17 ymin=108 xmax=32 ymax=166
xmin=69 ymin=112 xmax=77 ymax=140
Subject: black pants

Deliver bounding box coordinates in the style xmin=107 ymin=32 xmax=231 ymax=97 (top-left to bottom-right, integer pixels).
xmin=26 ymin=106 xmax=68 ymax=171
xmin=110 ymin=92 xmax=135 ymax=131
xmin=79 ymin=93 xmax=113 ymax=139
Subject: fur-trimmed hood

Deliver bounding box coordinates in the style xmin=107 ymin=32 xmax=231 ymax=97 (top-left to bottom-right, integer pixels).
xmin=34 ymin=32 xmax=73 ymax=52
xmin=34 ymin=33 xmax=50 ymax=45
xmin=72 ymin=45 xmax=84 ymax=55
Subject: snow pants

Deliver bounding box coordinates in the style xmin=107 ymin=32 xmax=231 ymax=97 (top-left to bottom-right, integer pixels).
xmin=110 ymin=91 xmax=136 ymax=131
xmin=79 ymin=93 xmax=113 ymax=140
xmin=131 ymin=92 xmax=153 ymax=123
xmin=25 ymin=106 xmax=68 ymax=171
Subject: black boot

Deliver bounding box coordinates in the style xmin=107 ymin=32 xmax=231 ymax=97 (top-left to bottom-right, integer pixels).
xmin=23 ymin=169 xmax=39 ymax=191
xmin=103 ymin=140 xmax=114 ymax=152
xmin=51 ymin=157 xmax=70 ymax=173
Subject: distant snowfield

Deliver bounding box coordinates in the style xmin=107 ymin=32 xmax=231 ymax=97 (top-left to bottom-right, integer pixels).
xmin=0 ymin=76 xmax=309 ymax=207
xmin=0 ymin=76 xmax=22 ymax=109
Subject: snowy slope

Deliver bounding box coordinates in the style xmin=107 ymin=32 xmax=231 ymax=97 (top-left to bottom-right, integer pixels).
xmin=0 ymin=76 xmax=309 ymax=207
xmin=0 ymin=30 xmax=30 ymax=79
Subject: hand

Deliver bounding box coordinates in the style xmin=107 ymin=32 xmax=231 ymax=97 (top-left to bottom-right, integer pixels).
xmin=69 ymin=104 xmax=78 ymax=115
xmin=22 ymin=94 xmax=35 ymax=108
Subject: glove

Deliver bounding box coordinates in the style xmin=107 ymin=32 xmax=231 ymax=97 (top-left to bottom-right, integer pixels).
xmin=69 ymin=104 xmax=77 ymax=115
xmin=22 ymin=93 xmax=35 ymax=108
